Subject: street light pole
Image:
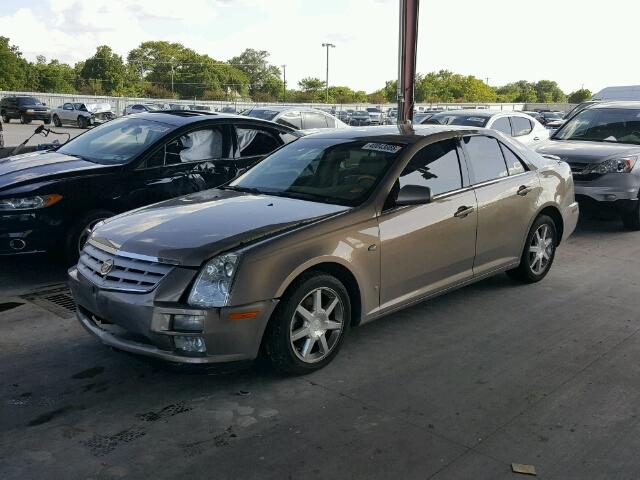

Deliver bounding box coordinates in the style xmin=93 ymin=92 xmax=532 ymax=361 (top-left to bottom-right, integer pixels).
xmin=281 ymin=64 xmax=287 ymax=103
xmin=322 ymin=43 xmax=335 ymax=104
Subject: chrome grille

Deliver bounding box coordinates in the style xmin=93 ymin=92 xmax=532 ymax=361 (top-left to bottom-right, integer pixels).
xmin=78 ymin=243 xmax=173 ymax=292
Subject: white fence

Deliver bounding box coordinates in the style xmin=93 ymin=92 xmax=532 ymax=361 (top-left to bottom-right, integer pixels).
xmin=0 ymin=90 xmax=557 ymax=116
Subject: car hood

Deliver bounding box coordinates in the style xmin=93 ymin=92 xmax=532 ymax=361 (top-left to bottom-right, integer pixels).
xmin=536 ymin=140 xmax=640 ymax=164
xmin=0 ymin=150 xmax=112 ymax=191
xmin=91 ymin=189 xmax=349 ymax=267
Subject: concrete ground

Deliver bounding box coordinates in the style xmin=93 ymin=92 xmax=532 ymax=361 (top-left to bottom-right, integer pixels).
xmin=1 ymin=120 xmax=83 ymax=148
xmin=1 ymin=216 xmax=639 ymax=480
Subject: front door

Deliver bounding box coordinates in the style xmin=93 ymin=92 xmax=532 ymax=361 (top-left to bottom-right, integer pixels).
xmin=378 ymin=138 xmax=478 ymax=312
xmin=125 ymin=124 xmax=233 ymax=209
xmin=461 ymin=135 xmax=541 ymax=276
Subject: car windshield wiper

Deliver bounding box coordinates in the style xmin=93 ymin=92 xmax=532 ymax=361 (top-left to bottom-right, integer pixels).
xmin=221 ymin=185 xmax=264 ymax=194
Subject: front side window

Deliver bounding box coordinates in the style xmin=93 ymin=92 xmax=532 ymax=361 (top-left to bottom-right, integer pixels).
xmin=57 ymin=117 xmax=173 ymax=165
xmin=553 ymin=108 xmax=640 ymax=145
xmin=491 ymin=117 xmax=512 ymax=135
xmin=463 ymin=135 xmax=509 ymax=184
xmin=145 ymin=127 xmax=224 ymax=167
xmin=500 ymin=143 xmax=527 ymax=175
xmin=231 ymin=139 xmax=403 ymax=206
xmin=398 ymin=139 xmax=463 ymax=196
xmin=511 ymin=117 xmax=533 ymax=136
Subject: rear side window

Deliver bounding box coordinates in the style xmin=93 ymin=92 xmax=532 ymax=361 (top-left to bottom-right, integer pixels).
xmin=464 ymin=136 xmax=509 ymax=184
xmin=399 ymin=139 xmax=462 ymax=196
xmin=499 ymin=142 xmax=527 ymax=175
xmin=491 ymin=117 xmax=512 ymax=135
xmin=303 ymin=111 xmax=330 ymax=129
xmin=236 ymin=127 xmax=282 ymax=157
xmin=511 ymin=116 xmax=533 ymax=136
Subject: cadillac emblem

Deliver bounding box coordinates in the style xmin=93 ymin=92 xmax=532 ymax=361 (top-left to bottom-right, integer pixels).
xmin=100 ymin=259 xmax=114 ymax=276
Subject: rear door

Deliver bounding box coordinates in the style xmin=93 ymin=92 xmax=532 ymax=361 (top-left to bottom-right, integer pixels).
xmin=232 ymin=123 xmax=296 ymax=176
xmin=461 ymin=134 xmax=540 ymax=276
xmin=378 ymin=138 xmax=478 ymax=311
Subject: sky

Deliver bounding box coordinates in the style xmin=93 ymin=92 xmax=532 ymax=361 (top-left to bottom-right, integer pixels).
xmin=0 ymin=0 xmax=638 ymax=95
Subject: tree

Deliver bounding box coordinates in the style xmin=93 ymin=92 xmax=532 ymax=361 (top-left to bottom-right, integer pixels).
xmin=79 ymin=46 xmax=127 ymax=95
xmin=534 ymin=80 xmax=566 ymax=103
xmin=229 ymin=48 xmax=282 ymax=100
xmin=28 ymin=56 xmax=76 ymax=93
xmin=568 ymin=88 xmax=592 ymax=104
xmin=0 ymin=36 xmax=28 ymax=90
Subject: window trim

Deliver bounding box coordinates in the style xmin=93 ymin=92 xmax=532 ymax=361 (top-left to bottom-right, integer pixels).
xmin=511 ymin=115 xmax=533 ymax=137
xmin=489 ymin=115 xmax=513 ymax=136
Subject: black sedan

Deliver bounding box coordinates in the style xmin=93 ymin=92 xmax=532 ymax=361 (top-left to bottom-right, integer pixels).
xmin=0 ymin=111 xmax=299 ymax=262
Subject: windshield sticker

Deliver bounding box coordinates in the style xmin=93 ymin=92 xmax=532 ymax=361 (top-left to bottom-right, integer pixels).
xmin=362 ymin=143 xmax=402 ymax=154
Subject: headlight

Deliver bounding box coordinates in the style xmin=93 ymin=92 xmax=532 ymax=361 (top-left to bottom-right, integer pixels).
xmin=26 ymin=109 xmax=34 ymax=113
xmin=588 ymin=156 xmax=637 ymax=174
xmin=0 ymin=194 xmax=63 ymax=211
xmin=188 ymin=253 xmax=239 ymax=308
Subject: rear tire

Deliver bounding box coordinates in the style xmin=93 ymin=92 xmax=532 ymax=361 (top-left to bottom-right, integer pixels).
xmin=64 ymin=210 xmax=114 ymax=265
xmin=507 ymin=214 xmax=558 ymax=283
xmin=53 ymin=115 xmax=62 ymax=127
xmin=621 ymin=202 xmax=640 ymax=231
xmin=262 ymin=272 xmax=350 ymax=375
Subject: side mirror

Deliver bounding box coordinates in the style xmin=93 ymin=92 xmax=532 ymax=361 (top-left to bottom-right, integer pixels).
xmin=395 ymin=185 xmax=432 ymax=207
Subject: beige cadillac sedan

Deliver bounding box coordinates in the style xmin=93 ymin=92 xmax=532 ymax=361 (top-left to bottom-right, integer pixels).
xmin=69 ymin=125 xmax=579 ymax=374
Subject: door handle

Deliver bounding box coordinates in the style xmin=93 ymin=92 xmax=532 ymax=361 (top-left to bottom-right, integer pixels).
xmin=533 ymin=137 xmax=540 ymax=141
xmin=454 ymin=205 xmax=474 ymax=218
xmin=517 ymin=185 xmax=533 ymax=196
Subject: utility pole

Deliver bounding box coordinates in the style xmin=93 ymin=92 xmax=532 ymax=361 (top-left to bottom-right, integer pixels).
xmin=397 ymin=0 xmax=419 ymax=125
xmin=322 ymin=43 xmax=335 ymax=104
xmin=485 ymin=77 xmax=490 ymax=85
xmin=281 ymin=64 xmax=287 ymax=103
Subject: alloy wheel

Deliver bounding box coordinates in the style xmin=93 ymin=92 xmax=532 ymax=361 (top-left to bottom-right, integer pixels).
xmin=528 ymin=224 xmax=554 ymax=275
xmin=289 ymin=287 xmax=345 ymax=363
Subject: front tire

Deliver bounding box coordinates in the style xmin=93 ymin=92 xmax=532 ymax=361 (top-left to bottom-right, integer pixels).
xmin=77 ymin=116 xmax=88 ymax=129
xmin=64 ymin=210 xmax=114 ymax=265
xmin=21 ymin=114 xmax=31 ymax=124
xmin=507 ymin=215 xmax=558 ymax=283
xmin=52 ymin=115 xmax=62 ymax=127
xmin=263 ymin=272 xmax=350 ymax=374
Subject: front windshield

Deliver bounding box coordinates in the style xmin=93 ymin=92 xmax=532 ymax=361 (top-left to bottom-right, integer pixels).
xmin=246 ymin=109 xmax=278 ymax=121
xmin=427 ymin=113 xmax=488 ymax=127
xmin=230 ymin=139 xmax=403 ymax=206
xmin=553 ymin=108 xmax=640 ymax=145
xmin=57 ymin=117 xmax=173 ymax=164
xmin=18 ymin=97 xmax=42 ymax=106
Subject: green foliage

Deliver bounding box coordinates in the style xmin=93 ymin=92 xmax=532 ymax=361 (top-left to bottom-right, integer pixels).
xmin=496 ymin=80 xmax=566 ymax=103
xmin=28 ymin=56 xmax=76 ymax=93
xmin=79 ymin=46 xmax=127 ymax=95
xmin=0 ymin=36 xmax=28 ymax=90
xmin=568 ymin=88 xmax=592 ymax=104
xmin=229 ymin=48 xmax=282 ymax=100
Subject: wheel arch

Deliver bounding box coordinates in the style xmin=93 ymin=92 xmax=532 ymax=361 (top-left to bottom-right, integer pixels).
xmin=275 ymin=259 xmax=363 ymax=327
xmin=537 ymin=204 xmax=564 ymax=245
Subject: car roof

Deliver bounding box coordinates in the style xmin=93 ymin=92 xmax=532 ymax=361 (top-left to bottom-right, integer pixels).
xmin=129 ymin=110 xmax=294 ymax=128
xmin=296 ymin=125 xmax=483 ymax=144
xmin=429 ymin=109 xmax=498 ymax=118
xmin=587 ymin=101 xmax=640 ymax=109
xmin=248 ymin=106 xmax=334 ymax=114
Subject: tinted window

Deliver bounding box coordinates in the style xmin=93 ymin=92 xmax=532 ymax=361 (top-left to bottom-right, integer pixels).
xmin=17 ymin=97 xmax=40 ymax=106
xmin=464 ymin=136 xmax=509 ymax=183
xmin=427 ymin=113 xmax=489 ymax=127
xmin=58 ymin=117 xmax=173 ymax=165
xmin=232 ymin=139 xmax=402 ymax=206
xmin=246 ymin=109 xmax=278 ymax=121
xmin=303 ymin=111 xmax=329 ymax=129
xmin=491 ymin=117 xmax=512 ymax=135
xmin=511 ymin=117 xmax=533 ymax=136
xmin=499 ymin=143 xmax=527 ymax=175
xmin=399 ymin=139 xmax=462 ymax=196
xmin=277 ymin=111 xmax=302 ymax=129
xmin=236 ymin=127 xmax=281 ymax=157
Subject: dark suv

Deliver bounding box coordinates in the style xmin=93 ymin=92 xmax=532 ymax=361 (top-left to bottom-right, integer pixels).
xmin=0 ymin=96 xmax=51 ymax=124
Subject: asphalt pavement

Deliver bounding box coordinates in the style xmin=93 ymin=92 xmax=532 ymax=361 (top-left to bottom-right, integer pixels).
xmin=1 ymin=216 xmax=639 ymax=479
xmin=1 ymin=120 xmax=84 ymax=149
